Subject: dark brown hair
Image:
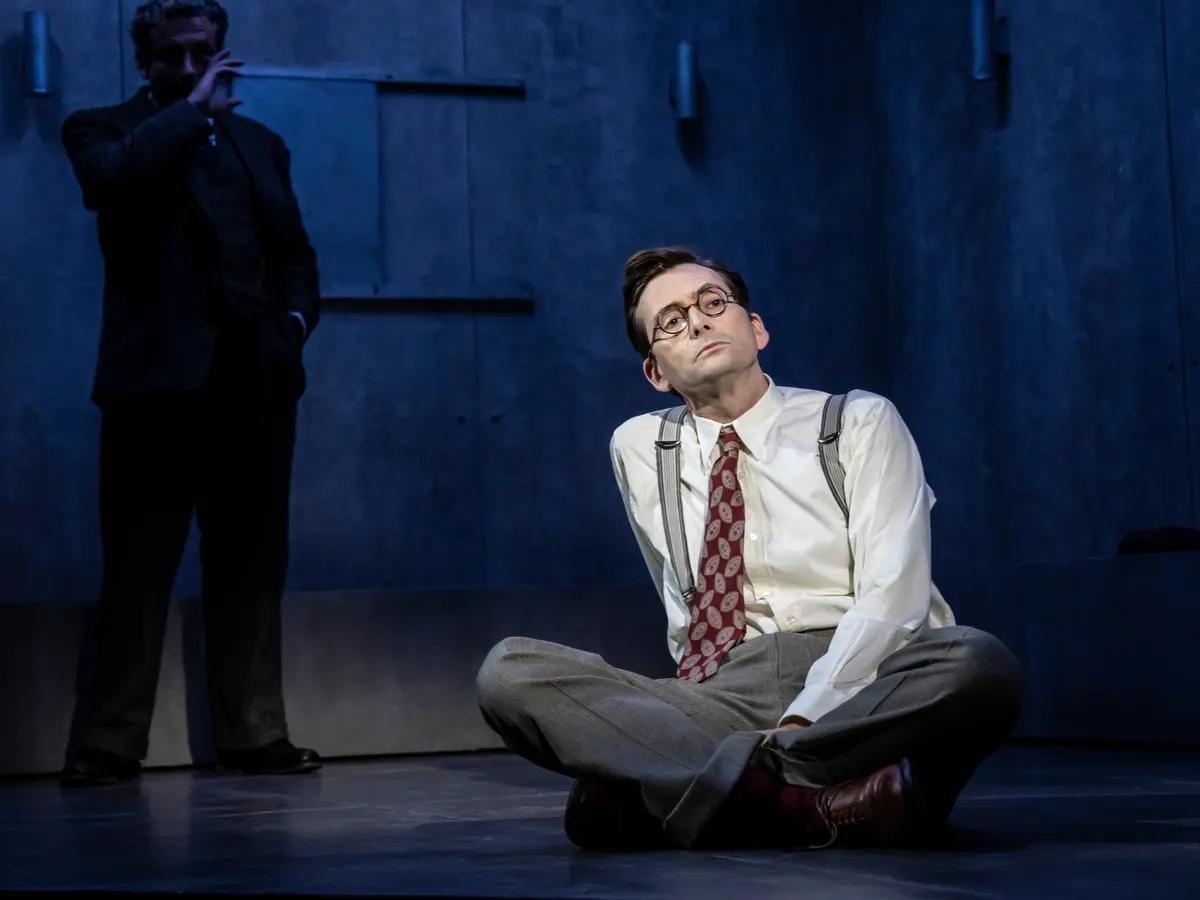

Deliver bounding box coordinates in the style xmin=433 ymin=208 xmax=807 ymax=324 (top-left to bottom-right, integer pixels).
xmin=131 ymin=0 xmax=229 ymax=69
xmin=622 ymin=247 xmax=750 ymax=357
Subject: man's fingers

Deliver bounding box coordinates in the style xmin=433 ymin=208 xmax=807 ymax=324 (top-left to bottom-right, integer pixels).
xmin=189 ymin=52 xmax=245 ymax=110
xmin=759 ymin=723 xmax=805 ymax=740
xmin=209 ymin=61 xmax=245 ymax=77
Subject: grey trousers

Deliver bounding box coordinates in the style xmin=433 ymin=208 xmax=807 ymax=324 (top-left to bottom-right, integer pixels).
xmin=476 ymin=625 xmax=1022 ymax=847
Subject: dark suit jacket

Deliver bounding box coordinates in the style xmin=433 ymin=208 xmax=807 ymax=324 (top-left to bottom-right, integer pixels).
xmin=62 ymin=87 xmax=320 ymax=403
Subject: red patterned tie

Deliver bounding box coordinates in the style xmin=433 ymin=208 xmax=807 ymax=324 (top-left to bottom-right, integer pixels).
xmin=677 ymin=425 xmax=747 ymax=681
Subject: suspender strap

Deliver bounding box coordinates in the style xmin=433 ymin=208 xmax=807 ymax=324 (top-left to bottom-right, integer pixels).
xmin=818 ymin=393 xmax=850 ymax=523
xmin=655 ymin=394 xmax=848 ymax=596
xmin=656 ymin=406 xmax=695 ymax=598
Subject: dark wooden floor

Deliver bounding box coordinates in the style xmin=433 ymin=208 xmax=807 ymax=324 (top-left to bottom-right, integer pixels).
xmin=1 ymin=744 xmax=1197 ymax=898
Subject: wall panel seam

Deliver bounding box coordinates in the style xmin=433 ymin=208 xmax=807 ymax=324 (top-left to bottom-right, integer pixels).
xmin=1158 ymin=0 xmax=1197 ymax=523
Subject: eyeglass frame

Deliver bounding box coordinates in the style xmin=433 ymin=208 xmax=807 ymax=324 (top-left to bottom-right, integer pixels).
xmin=646 ymin=283 xmax=743 ymax=356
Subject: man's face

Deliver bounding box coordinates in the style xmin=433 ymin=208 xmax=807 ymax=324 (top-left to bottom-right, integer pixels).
xmin=638 ymin=263 xmax=769 ymax=396
xmin=139 ymin=16 xmax=221 ymax=103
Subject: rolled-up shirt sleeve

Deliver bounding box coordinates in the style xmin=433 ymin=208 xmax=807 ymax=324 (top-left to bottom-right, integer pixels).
xmin=781 ymin=393 xmax=933 ymax=724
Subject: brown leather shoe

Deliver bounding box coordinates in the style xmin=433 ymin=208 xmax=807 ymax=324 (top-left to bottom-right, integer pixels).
xmin=563 ymin=778 xmax=670 ymax=850
xmin=815 ymin=758 xmax=930 ymax=847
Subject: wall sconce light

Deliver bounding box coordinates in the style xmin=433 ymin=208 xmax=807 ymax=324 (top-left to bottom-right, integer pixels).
xmin=970 ymin=0 xmax=1009 ymax=82
xmin=23 ymin=10 xmax=52 ymax=96
xmin=668 ymin=41 xmax=698 ymax=120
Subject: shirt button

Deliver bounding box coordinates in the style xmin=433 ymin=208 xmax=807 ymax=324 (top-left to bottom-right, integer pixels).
xmin=785 ymin=615 xmax=796 ymax=626
xmin=748 ymin=533 xmax=758 ymax=541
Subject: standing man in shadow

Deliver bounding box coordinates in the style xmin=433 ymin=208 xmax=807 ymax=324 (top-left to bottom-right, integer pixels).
xmin=61 ymin=0 xmax=321 ymax=785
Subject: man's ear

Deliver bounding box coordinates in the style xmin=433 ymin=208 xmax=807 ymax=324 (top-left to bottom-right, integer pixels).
xmin=642 ymin=354 xmax=674 ymax=394
xmin=750 ymin=312 xmax=770 ymax=352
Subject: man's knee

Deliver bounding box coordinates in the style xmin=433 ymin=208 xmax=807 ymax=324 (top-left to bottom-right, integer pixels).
xmin=476 ymin=636 xmax=522 ymax=713
xmin=945 ymin=627 xmax=1024 ymax=725
xmin=476 ymin=636 xmax=551 ymax=719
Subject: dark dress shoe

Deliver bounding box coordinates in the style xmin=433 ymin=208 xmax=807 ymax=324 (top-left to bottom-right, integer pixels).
xmin=564 ymin=778 xmax=670 ymax=850
xmin=815 ymin=757 xmax=931 ymax=847
xmin=62 ymin=748 xmax=141 ymax=787
xmin=217 ymin=739 xmax=321 ymax=775
xmin=705 ymin=756 xmax=933 ymax=849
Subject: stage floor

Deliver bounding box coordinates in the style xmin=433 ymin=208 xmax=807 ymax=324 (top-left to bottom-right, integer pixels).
xmin=0 ymin=744 xmax=1196 ymax=898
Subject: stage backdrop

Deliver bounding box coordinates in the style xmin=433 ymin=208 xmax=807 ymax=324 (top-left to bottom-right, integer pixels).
xmin=0 ymin=1 xmax=1197 ymax=773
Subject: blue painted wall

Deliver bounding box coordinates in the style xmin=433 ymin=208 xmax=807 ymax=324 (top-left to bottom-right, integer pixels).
xmin=869 ymin=0 xmax=1197 ymax=634
xmin=1 ymin=0 xmax=1197 ymax=634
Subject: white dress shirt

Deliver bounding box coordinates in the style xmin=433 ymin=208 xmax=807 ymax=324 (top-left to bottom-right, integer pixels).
xmin=609 ymin=377 xmax=955 ymax=724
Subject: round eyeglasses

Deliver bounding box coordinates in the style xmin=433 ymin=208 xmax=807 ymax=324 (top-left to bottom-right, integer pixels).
xmin=648 ymin=285 xmax=741 ymax=352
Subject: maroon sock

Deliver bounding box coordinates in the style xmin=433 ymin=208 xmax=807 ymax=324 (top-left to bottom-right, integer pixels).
xmin=706 ymin=764 xmax=827 ymax=847
xmin=779 ymin=783 xmax=829 ymax=841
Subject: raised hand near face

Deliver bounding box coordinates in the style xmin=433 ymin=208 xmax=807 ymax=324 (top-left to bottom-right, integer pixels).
xmin=187 ymin=48 xmax=244 ymax=116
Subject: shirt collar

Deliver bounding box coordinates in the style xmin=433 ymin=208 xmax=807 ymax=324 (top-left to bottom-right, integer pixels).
xmin=691 ymin=374 xmax=784 ymax=461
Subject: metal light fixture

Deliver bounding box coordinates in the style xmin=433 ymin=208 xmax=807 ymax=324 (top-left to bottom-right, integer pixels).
xmin=669 ymin=41 xmax=698 ymax=120
xmin=23 ymin=10 xmax=52 ymax=96
xmin=970 ymin=0 xmax=1009 ymax=82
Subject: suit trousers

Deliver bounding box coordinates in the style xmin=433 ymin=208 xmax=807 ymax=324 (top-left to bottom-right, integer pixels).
xmin=81 ymin=310 xmax=304 ymax=760
xmin=477 ymin=625 xmax=1022 ymax=847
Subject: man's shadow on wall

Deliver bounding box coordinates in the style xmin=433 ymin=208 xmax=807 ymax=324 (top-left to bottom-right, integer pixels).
xmin=674 ymin=80 xmax=706 ymax=166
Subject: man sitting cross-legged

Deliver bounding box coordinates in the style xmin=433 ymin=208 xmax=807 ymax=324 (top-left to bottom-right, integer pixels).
xmin=476 ymin=247 xmax=1022 ymax=850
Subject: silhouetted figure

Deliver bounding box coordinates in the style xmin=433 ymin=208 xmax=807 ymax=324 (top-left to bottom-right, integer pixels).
xmin=478 ymin=248 xmax=1022 ymax=849
xmin=61 ymin=0 xmax=320 ymax=785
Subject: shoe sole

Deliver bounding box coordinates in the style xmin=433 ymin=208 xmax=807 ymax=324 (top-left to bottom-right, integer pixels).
xmin=214 ymin=761 xmax=322 ymax=776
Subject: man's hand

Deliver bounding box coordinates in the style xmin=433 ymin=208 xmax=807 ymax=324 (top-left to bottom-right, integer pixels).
xmin=760 ymin=716 xmax=812 ymax=740
xmin=187 ymin=49 xmax=244 ymax=115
